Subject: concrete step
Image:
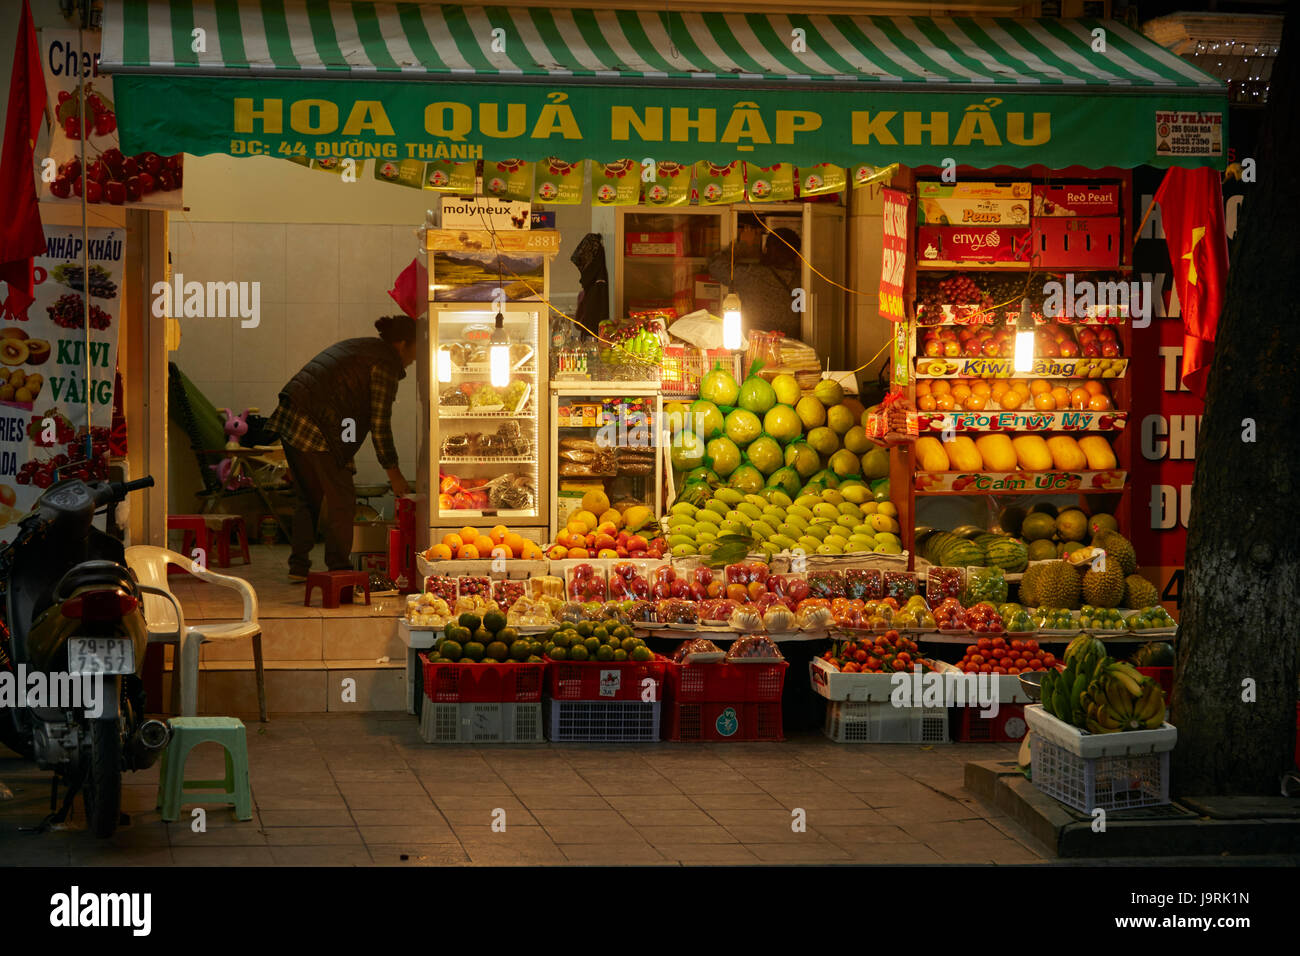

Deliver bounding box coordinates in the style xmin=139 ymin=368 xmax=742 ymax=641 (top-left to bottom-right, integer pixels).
xmin=160 ymin=613 xmax=408 ymax=714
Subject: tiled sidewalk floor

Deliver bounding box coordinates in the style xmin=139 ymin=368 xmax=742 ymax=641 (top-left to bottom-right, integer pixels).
xmin=0 ymin=713 xmax=1042 ymax=866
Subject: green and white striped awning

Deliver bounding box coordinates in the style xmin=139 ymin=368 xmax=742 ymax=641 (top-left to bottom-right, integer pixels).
xmin=101 ymin=1 xmax=1228 ymax=169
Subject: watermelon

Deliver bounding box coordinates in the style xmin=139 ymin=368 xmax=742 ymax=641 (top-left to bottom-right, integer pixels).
xmin=1131 ymin=641 xmax=1175 ymax=667
xmin=977 ymin=534 xmax=1029 ymax=573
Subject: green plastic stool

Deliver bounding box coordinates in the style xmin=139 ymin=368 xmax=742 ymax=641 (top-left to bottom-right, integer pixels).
xmin=157 ymin=717 xmax=253 ymax=822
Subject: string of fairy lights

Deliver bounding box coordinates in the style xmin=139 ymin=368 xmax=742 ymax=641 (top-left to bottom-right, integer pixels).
xmin=1190 ymin=39 xmax=1277 ymax=104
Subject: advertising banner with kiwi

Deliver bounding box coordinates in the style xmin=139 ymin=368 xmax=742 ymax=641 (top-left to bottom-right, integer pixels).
xmin=38 ymin=30 xmax=184 ymax=210
xmin=0 ymin=226 xmax=122 ymax=543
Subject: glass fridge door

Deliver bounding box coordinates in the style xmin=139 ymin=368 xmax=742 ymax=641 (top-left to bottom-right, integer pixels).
xmin=432 ymin=306 xmax=546 ymax=526
xmin=550 ymin=387 xmax=662 ymax=542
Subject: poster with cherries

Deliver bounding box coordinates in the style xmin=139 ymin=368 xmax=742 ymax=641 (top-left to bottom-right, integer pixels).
xmin=0 ymin=226 xmax=123 ymax=545
xmin=38 ymin=30 xmax=183 ymax=209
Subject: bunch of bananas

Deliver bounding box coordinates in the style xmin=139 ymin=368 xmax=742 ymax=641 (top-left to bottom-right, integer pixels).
xmin=1083 ymin=661 xmax=1167 ymax=733
xmin=1041 ymin=648 xmax=1167 ymax=733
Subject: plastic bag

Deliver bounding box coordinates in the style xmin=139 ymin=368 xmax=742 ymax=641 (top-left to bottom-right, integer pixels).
xmin=845 ymin=568 xmax=883 ymax=601
xmin=424 ymin=575 xmax=458 ymax=603
xmin=698 ymin=599 xmax=740 ymax=624
xmin=883 ymin=571 xmax=917 ymax=602
xmin=565 ymin=563 xmax=608 ymax=602
xmin=728 ymin=606 xmax=762 ymax=631
xmin=933 ymin=597 xmax=968 ymax=631
xmin=528 ymin=575 xmax=566 ymax=600
xmin=656 ymin=598 xmax=697 ymax=625
xmin=796 ymin=604 xmax=832 ymax=630
xmin=926 ymin=567 xmax=965 ymax=604
xmin=762 ymin=606 xmax=796 ymax=632
xmin=456 ymin=576 xmax=491 ymax=600
xmin=726 ymin=634 xmax=785 ymax=663
xmin=492 ymin=579 xmax=525 ymax=612
xmin=672 ymin=638 xmax=725 ymax=664
xmin=506 ymin=596 xmax=555 ymax=627
xmin=807 ymin=570 xmax=846 ymax=600
xmin=627 ymin=599 xmax=657 ymax=623
xmin=963 ymin=566 xmax=1007 ymax=606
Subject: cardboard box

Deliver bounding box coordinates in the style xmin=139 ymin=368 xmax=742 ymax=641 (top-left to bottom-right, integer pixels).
xmin=1031 ymin=217 xmax=1122 ymax=268
xmin=918 ymin=196 xmax=1031 ymax=226
xmin=1032 ymin=184 xmax=1120 ymax=217
xmin=626 ymin=231 xmax=684 ymax=256
xmin=916 ymin=226 xmax=1033 ymax=264
xmin=918 ymin=181 xmax=1031 ymax=200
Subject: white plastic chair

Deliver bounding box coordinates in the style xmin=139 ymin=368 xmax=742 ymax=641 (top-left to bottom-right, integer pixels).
xmin=126 ymin=545 xmax=266 ymax=722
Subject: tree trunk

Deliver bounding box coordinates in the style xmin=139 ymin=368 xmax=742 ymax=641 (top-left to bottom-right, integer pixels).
xmin=1173 ymin=15 xmax=1300 ymax=795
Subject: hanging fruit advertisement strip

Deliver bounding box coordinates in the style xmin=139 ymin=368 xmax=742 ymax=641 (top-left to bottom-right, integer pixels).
xmin=879 ymin=188 xmax=909 ymax=324
xmin=0 ymin=227 xmax=123 ymax=544
xmin=38 ymin=30 xmax=183 ymax=210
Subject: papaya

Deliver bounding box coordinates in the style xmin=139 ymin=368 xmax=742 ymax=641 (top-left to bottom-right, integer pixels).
xmin=943 ymin=436 xmax=982 ymax=471
xmin=1011 ymin=435 xmax=1053 ymax=472
xmin=915 ymin=437 xmax=950 ymax=472
xmin=1077 ymin=436 xmax=1118 ymax=470
xmin=1046 ymin=436 xmax=1088 ymax=471
xmin=974 ymin=434 xmax=1017 ymax=471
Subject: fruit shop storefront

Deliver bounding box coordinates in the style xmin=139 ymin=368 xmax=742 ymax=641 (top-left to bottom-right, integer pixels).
xmin=102 ymin=2 xmax=1225 ymax=751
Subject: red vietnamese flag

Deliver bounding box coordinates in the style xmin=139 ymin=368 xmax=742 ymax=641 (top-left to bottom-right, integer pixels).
xmin=0 ymin=0 xmax=48 ymax=321
xmin=1153 ymin=167 xmax=1229 ymax=397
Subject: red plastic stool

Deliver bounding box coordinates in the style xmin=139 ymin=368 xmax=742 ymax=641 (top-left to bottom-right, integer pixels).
xmin=304 ymin=571 xmax=370 ymax=609
xmin=167 ymin=515 xmax=211 ymax=564
xmin=206 ymin=515 xmax=251 ymax=567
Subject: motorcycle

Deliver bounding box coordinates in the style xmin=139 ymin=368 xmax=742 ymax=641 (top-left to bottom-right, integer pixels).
xmin=0 ymin=476 xmax=168 ymax=837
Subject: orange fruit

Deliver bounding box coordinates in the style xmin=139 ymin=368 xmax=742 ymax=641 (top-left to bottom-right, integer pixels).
xmin=1033 ymin=392 xmax=1055 ymax=411
xmin=930 ymin=380 xmax=951 ymax=396
xmin=917 ymin=394 xmax=938 ymax=411
xmin=458 ymin=544 xmax=480 ymax=559
xmin=950 ymin=384 xmax=971 ymax=403
xmin=1011 ymin=379 xmax=1031 ymax=394
xmin=460 ymin=526 xmax=478 ymax=543
xmin=999 ymin=389 xmax=1024 ymax=410
xmin=442 ymin=533 xmax=463 ymax=551
xmin=964 ymin=394 xmax=988 ymax=411
xmin=490 ymin=524 xmax=509 ymax=544
xmin=1087 ymin=393 xmax=1111 ymax=411
xmin=493 ymin=544 xmax=515 ymax=560
xmin=916 ymin=380 xmax=932 ymax=396
xmin=990 ymin=381 xmax=1009 ymax=401
xmin=429 ymin=543 xmax=452 ymax=560
xmin=1084 ymin=380 xmax=1105 ymax=395
xmin=474 ymin=536 xmax=495 ymax=554
xmin=504 ymin=532 xmax=526 ymax=555
xmin=1050 ymin=386 xmax=1071 ymax=408
xmin=935 ymin=393 xmax=956 ymax=411
xmin=1030 ymin=379 xmax=1052 ymax=395
xmin=1069 ymin=387 xmax=1090 ymax=409
xmin=970 ymin=380 xmax=991 ymax=396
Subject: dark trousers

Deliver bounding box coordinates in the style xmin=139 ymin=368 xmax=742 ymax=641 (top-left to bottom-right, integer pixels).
xmin=283 ymin=444 xmax=355 ymax=574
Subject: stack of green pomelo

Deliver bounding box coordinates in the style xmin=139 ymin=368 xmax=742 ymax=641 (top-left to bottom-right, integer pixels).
xmin=665 ymin=368 xmax=898 ymax=560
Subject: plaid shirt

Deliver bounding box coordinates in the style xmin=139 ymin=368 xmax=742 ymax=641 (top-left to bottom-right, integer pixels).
xmin=269 ymin=363 xmax=401 ymax=471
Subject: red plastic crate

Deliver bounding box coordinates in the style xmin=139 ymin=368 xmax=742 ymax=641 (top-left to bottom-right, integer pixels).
xmin=665 ymin=661 xmax=787 ymax=703
xmin=664 ymin=701 xmax=784 ymax=742
xmin=545 ymin=657 xmax=668 ymax=702
xmin=420 ymin=654 xmax=546 ymax=703
xmin=1031 ymin=216 xmax=1121 ymax=268
xmin=953 ymin=703 xmax=1028 ymax=743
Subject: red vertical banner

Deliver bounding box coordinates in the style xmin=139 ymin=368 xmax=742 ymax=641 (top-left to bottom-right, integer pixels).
xmin=879 ymin=188 xmax=909 ymax=323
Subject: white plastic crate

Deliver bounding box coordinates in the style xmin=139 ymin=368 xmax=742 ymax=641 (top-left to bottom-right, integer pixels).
xmin=1025 ymin=704 xmax=1177 ymax=758
xmin=545 ymin=699 xmax=661 ymax=742
xmin=418 ymin=701 xmax=544 ymax=744
xmin=824 ymin=700 xmax=949 ymax=744
xmin=1030 ymin=734 xmax=1169 ymax=812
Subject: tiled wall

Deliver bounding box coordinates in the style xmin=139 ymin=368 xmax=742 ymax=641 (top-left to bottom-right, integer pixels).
xmin=169 ymin=220 xmax=426 ymax=486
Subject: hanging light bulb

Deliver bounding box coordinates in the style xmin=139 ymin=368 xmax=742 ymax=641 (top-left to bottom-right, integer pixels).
xmin=722 ymin=292 xmax=743 ymax=350
xmin=489 ymin=311 xmax=510 ymax=387
xmin=437 ymin=346 xmax=452 ymax=383
xmin=1013 ymin=297 xmax=1035 ymax=373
